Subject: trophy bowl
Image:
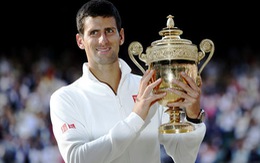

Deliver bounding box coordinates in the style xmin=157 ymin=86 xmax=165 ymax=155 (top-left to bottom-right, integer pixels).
xmin=128 ymin=15 xmax=214 ymax=134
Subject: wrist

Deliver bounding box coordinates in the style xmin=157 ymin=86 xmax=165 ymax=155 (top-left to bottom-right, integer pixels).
xmin=186 ymin=109 xmax=205 ymax=124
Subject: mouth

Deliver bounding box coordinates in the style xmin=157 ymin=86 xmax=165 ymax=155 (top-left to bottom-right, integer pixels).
xmin=97 ymin=47 xmax=110 ymax=53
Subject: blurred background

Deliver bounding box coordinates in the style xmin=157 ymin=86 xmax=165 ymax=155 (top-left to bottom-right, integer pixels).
xmin=0 ymin=0 xmax=260 ymax=162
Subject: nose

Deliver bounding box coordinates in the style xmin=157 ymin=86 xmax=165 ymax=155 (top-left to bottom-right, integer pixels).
xmin=99 ymin=32 xmax=108 ymax=45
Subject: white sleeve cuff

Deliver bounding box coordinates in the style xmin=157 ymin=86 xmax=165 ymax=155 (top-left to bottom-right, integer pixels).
xmin=124 ymin=112 xmax=144 ymax=133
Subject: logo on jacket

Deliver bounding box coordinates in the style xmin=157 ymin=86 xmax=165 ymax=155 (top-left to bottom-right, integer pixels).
xmin=61 ymin=123 xmax=76 ymax=133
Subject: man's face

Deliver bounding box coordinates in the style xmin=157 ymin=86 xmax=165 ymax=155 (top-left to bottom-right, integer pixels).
xmin=76 ymin=16 xmax=124 ymax=67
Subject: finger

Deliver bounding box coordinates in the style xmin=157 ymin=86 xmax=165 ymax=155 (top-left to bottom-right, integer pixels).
xmin=138 ymin=69 xmax=153 ymax=94
xmin=143 ymin=78 xmax=162 ymax=97
xmin=180 ymin=72 xmax=200 ymax=92
xmin=172 ymin=73 xmax=201 ymax=98
xmin=167 ymin=100 xmax=191 ymax=108
xmin=149 ymin=92 xmax=166 ymax=105
xmin=137 ymin=77 xmax=165 ymax=103
xmin=172 ymin=78 xmax=197 ymax=98
xmin=168 ymin=88 xmax=195 ymax=102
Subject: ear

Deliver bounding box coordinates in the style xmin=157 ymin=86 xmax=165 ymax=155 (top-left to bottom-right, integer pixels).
xmin=76 ymin=34 xmax=85 ymax=49
xmin=119 ymin=28 xmax=125 ymax=45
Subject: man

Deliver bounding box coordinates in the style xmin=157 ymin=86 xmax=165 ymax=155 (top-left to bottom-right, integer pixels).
xmin=50 ymin=0 xmax=206 ymax=162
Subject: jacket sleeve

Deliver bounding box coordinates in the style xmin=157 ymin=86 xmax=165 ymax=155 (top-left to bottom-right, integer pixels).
xmin=159 ymin=122 xmax=206 ymax=163
xmin=50 ymin=90 xmax=144 ymax=163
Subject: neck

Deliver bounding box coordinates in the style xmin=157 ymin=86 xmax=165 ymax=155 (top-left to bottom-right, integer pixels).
xmin=89 ymin=61 xmax=121 ymax=94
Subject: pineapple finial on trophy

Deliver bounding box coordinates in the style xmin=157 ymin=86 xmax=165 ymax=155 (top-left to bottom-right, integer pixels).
xmin=166 ymin=15 xmax=174 ymax=28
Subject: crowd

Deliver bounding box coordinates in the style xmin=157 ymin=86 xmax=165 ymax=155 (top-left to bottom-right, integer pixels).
xmin=0 ymin=45 xmax=259 ymax=163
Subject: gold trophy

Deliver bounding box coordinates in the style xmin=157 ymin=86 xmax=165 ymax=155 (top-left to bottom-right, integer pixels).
xmin=128 ymin=15 xmax=214 ymax=134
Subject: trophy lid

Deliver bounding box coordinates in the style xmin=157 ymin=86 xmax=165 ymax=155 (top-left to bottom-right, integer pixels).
xmin=142 ymin=15 xmax=199 ymax=64
xmin=153 ymin=15 xmax=192 ymax=45
xmin=128 ymin=15 xmax=214 ymax=75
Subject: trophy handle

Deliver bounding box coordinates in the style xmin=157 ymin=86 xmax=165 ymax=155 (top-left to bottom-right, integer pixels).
xmin=128 ymin=41 xmax=146 ymax=74
xmin=198 ymin=39 xmax=215 ymax=75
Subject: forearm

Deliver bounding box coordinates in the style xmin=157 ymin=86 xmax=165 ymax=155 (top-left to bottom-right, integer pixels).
xmin=159 ymin=123 xmax=206 ymax=163
xmin=52 ymin=112 xmax=144 ymax=163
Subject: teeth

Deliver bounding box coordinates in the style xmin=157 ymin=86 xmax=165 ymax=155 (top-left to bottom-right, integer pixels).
xmin=98 ymin=47 xmax=109 ymax=51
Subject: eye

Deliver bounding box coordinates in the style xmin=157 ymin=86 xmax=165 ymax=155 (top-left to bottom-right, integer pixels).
xmin=106 ymin=28 xmax=115 ymax=34
xmin=90 ymin=30 xmax=98 ymax=36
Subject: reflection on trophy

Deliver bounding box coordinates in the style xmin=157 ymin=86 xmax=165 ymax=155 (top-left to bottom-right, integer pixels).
xmin=128 ymin=15 xmax=214 ymax=134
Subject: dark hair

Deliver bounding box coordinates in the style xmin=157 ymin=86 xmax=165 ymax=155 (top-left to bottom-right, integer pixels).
xmin=76 ymin=0 xmax=122 ymax=35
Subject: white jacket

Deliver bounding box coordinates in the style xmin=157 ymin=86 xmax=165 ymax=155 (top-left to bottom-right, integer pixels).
xmin=50 ymin=58 xmax=206 ymax=163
